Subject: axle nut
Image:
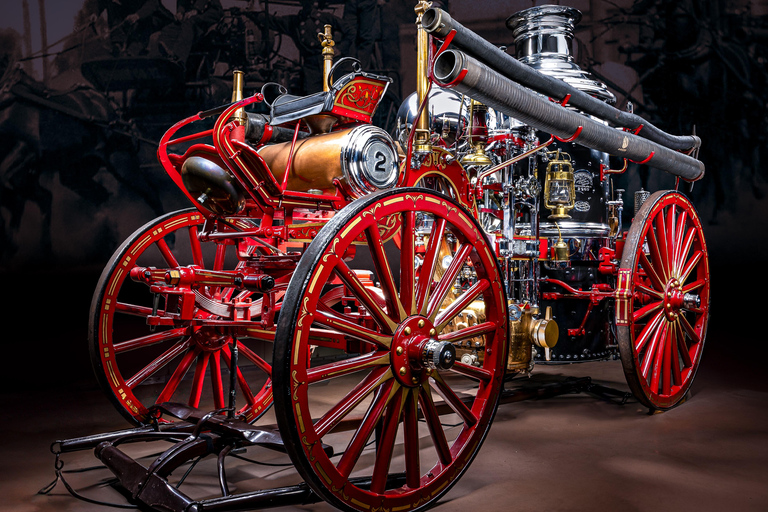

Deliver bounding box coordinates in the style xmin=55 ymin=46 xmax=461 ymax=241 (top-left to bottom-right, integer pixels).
xmin=422 ymin=339 xmax=456 ymax=370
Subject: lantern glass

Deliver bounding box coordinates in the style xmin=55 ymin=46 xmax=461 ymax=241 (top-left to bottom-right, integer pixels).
xmin=548 ymin=180 xmax=572 ymax=205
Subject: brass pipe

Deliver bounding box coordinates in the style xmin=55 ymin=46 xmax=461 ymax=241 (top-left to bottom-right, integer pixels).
xmin=318 ymin=24 xmax=335 ymax=92
xmin=414 ymin=1 xmax=432 ymax=154
xmin=230 ymin=70 xmax=247 ymax=125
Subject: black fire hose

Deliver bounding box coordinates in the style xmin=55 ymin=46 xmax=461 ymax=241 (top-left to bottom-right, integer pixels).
xmin=422 ymin=7 xmax=701 ymax=153
xmin=432 ymin=50 xmax=705 ymax=181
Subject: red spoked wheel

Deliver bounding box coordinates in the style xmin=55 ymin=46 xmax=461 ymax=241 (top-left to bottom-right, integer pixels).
xmin=89 ymin=209 xmax=275 ymax=425
xmin=616 ymin=190 xmax=710 ymax=410
xmin=273 ymin=188 xmax=508 ymax=512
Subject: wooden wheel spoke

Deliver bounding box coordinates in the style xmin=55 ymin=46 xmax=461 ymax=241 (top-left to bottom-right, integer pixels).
xmin=114 ymin=328 xmax=188 ymax=354
xmin=675 ymin=227 xmax=697 ymax=275
xmin=661 ymin=322 xmax=673 ymax=396
xmin=366 ymin=223 xmax=407 ymax=322
xmin=418 ymin=384 xmax=452 ymax=466
xmin=416 ymin=217 xmax=447 ymax=315
xmin=189 ymin=226 xmax=204 ymax=267
xmin=675 ymin=319 xmax=694 ymax=368
xmin=307 ymin=351 xmax=390 ymax=384
xmin=682 ymin=278 xmax=706 ymax=294
xmin=431 ymin=373 xmax=478 ymax=427
xmin=403 ymin=388 xmax=421 ymax=489
xmin=306 ymin=327 xmax=348 ymax=347
xmin=400 ymin=211 xmax=417 ymax=316
xmin=672 ymin=210 xmax=688 ymax=273
xmin=633 ymin=301 xmax=663 ymax=323
xmin=678 ymin=250 xmax=703 ymax=284
xmin=156 ymin=346 xmax=200 ymax=404
xmin=336 ymin=379 xmax=399 ymax=479
xmin=435 ymin=279 xmax=490 ymax=332
xmin=666 ymin=204 xmax=677 ymax=272
xmin=335 ymin=258 xmax=397 ymax=334
xmin=370 ymin=387 xmax=407 ymax=494
xmin=156 ymin=238 xmax=180 ymax=268
xmin=427 ymin=244 xmax=473 ymax=322
xmin=636 ymin=283 xmax=663 ymax=300
xmin=642 ymin=322 xmax=667 ymax=381
xmin=646 ymin=221 xmax=669 ymax=283
xmin=639 ymin=252 xmax=666 ymax=292
xmin=649 ymin=322 xmax=668 ymax=392
xmin=314 ymin=367 xmax=393 ymax=438
xmin=189 ymin=352 xmax=210 ymax=408
xmin=126 ymin=339 xmax=192 ymax=389
xmin=314 ymin=308 xmax=393 ymax=349
xmin=237 ymin=343 xmax=272 ymax=375
xmin=116 ymin=302 xmax=155 ymax=317
xmin=635 ymin=310 xmax=664 ymax=353
xmin=449 ymin=361 xmax=492 ymax=382
xmin=678 ymin=314 xmax=701 ymax=346
xmin=655 ymin=210 xmax=671 ymax=280
xmin=211 ymin=351 xmax=225 ymax=409
xmin=439 ymin=321 xmax=497 ymax=344
xmin=670 ymin=322 xmax=683 ymax=386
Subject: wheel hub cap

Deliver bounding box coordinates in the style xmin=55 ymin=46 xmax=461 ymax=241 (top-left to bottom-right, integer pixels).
xmin=391 ymin=316 xmax=451 ymax=386
xmin=192 ymin=326 xmax=229 ymax=351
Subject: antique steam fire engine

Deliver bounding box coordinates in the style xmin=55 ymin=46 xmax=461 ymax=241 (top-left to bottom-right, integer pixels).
xmin=55 ymin=3 xmax=709 ymax=511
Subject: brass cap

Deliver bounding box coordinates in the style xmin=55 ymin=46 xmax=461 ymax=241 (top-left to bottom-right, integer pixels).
xmin=531 ymin=318 xmax=559 ymax=349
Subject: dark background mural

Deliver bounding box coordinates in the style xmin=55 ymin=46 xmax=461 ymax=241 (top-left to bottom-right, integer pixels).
xmin=1 ymin=0 xmax=766 ymax=392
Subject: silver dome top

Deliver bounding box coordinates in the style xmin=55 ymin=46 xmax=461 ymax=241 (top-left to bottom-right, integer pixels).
xmin=506 ymin=5 xmax=615 ymax=104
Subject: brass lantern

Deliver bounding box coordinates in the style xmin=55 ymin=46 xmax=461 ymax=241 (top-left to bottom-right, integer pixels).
xmin=543 ymin=150 xmax=575 ymax=219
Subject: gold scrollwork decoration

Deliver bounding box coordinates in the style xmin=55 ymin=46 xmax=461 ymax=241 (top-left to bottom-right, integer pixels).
xmin=332 ymin=483 xmax=350 ymax=501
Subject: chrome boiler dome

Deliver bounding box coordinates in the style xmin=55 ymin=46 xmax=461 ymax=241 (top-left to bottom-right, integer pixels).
xmin=395 ymin=87 xmax=469 ymax=149
xmin=506 ymin=5 xmax=616 ymax=104
xmin=395 ymin=87 xmax=517 ymax=150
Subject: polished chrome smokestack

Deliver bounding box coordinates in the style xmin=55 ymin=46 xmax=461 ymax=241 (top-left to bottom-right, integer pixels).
xmin=506 ymin=5 xmax=616 ymax=103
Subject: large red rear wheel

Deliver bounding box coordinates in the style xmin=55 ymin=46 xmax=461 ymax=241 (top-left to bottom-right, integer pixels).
xmin=273 ymin=189 xmax=508 ymax=512
xmin=89 ymin=209 xmax=274 ymax=424
xmin=616 ymin=190 xmax=710 ymax=410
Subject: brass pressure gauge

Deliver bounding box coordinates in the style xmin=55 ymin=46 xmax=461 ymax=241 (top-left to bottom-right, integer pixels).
xmin=543 ymin=150 xmax=575 ymax=219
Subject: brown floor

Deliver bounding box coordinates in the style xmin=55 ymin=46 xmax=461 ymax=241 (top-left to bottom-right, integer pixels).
xmin=2 ymin=338 xmax=767 ymax=512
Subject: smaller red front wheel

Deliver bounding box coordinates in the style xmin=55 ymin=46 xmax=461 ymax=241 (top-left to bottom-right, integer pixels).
xmin=89 ymin=209 xmax=274 ymax=424
xmin=616 ymin=190 xmax=710 ymax=410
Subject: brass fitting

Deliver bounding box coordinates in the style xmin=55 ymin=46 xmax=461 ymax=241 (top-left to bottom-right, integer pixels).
xmin=230 ymin=70 xmax=247 ymax=125
xmin=507 ymin=306 xmax=532 ymax=371
xmin=508 ymin=305 xmax=559 ymax=369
